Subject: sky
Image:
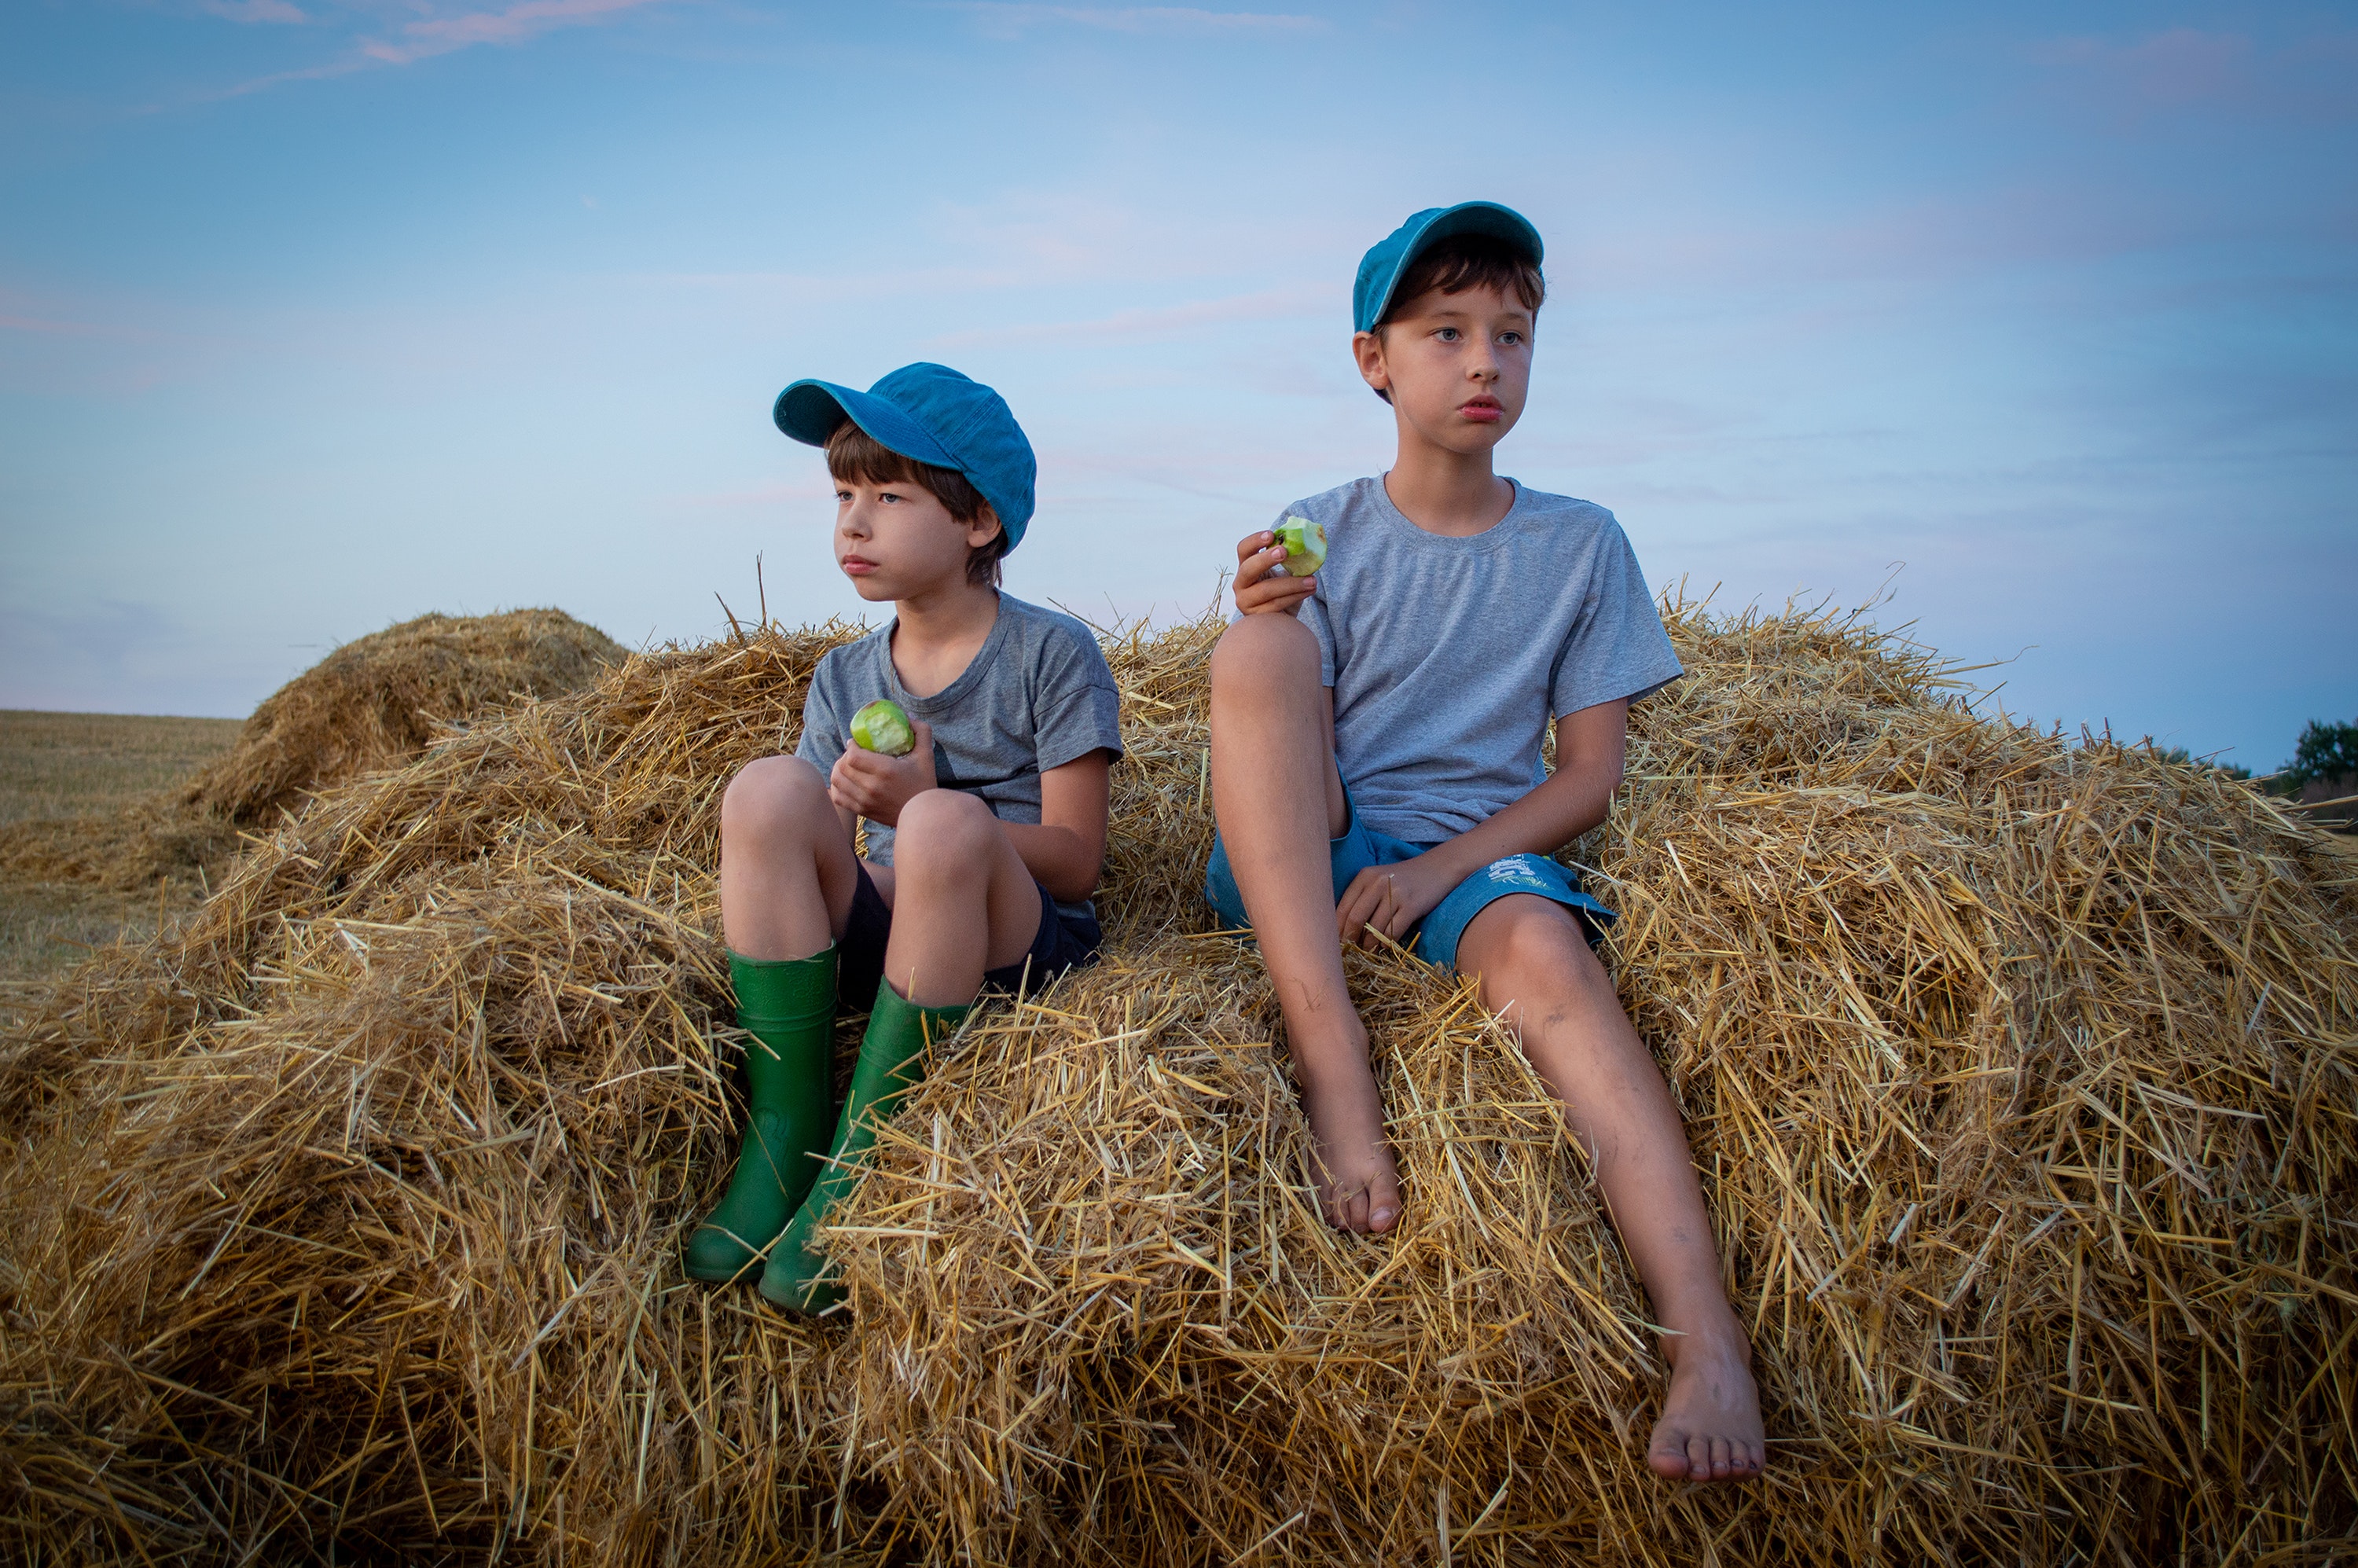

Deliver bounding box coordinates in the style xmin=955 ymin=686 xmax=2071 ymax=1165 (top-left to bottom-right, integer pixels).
xmin=2 ymin=1 xmax=2352 ymax=773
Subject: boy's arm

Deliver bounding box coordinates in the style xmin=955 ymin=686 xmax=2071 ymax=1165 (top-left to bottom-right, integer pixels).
xmin=1336 ymin=700 xmax=1629 ymax=949
xmin=1000 ymin=749 xmax=1112 ymax=904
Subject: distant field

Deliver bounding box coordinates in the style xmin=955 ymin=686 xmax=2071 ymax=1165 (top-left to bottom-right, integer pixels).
xmin=0 ymin=711 xmax=244 ymax=988
xmin=0 ymin=710 xmax=243 ymax=826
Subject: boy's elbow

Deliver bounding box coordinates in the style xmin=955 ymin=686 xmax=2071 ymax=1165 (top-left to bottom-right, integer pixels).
xmin=1049 ymin=842 xmax=1106 ymax=904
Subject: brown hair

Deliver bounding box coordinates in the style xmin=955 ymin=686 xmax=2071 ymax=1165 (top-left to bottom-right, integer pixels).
xmin=1368 ymin=234 xmax=1548 ymax=403
xmin=824 ymin=420 xmax=1008 ymax=586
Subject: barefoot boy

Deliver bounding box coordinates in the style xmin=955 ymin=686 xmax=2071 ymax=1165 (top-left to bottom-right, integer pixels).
xmin=687 ymin=362 xmax=1122 ymax=1313
xmin=1205 ymin=204 xmax=1765 ymax=1481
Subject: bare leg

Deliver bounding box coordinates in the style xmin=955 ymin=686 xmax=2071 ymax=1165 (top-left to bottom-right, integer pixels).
xmin=1208 ymin=614 xmax=1399 ymax=1234
xmin=719 ymin=756 xmax=861 ymax=960
xmin=1456 ymin=894 xmax=1765 ymax=1483
xmin=878 ymin=790 xmax=1042 ymax=1007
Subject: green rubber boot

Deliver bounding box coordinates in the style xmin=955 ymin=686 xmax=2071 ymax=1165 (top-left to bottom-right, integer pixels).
xmin=684 ymin=946 xmax=838 ymax=1283
xmin=760 ymin=979 xmax=969 ymax=1313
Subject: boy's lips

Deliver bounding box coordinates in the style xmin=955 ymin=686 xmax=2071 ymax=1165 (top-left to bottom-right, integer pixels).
xmin=840 ymin=555 xmax=879 ymax=575
xmin=1459 ymin=399 xmax=1503 ymax=423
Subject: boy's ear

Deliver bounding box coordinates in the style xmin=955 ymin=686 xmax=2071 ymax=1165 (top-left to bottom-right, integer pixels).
xmin=1352 ymin=329 xmax=1395 ymax=406
xmin=966 ymin=505 xmax=1004 ymax=549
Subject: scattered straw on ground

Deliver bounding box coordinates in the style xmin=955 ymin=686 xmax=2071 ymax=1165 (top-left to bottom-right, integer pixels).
xmin=2 ymin=597 xmax=2352 ymax=1566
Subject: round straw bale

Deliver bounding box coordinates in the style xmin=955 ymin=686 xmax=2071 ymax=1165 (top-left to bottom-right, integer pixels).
xmin=2 ymin=600 xmax=2352 ymax=1566
xmin=182 ymin=608 xmax=626 ymax=825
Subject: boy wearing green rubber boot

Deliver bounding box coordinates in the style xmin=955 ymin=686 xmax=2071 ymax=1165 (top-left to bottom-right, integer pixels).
xmin=684 ymin=362 xmax=1122 ymax=1313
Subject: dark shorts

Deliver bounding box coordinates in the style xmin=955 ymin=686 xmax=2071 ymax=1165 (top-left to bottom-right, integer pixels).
xmin=837 ymin=861 xmax=1102 ymax=1011
xmin=1203 ymin=775 xmax=1614 ymax=971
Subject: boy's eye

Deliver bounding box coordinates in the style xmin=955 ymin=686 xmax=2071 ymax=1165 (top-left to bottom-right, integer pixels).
xmin=1434 ymin=327 xmax=1461 ymax=341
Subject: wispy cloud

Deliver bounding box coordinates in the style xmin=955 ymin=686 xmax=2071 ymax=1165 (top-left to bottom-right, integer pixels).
xmin=949 ymin=4 xmax=1324 ymax=41
xmin=2028 ymin=27 xmax=2358 ymax=123
xmin=2032 ymin=28 xmax=2253 ymax=108
xmin=201 ymin=0 xmax=310 ymax=23
xmin=930 ymin=285 xmax=1331 ymax=347
xmin=205 ymin=0 xmax=678 ymax=97
xmin=362 ymin=0 xmax=673 ymax=64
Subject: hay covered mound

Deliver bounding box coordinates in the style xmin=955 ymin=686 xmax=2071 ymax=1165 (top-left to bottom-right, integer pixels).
xmin=182 ymin=607 xmax=626 ymax=825
xmin=3 ymin=603 xmax=2354 ymax=1566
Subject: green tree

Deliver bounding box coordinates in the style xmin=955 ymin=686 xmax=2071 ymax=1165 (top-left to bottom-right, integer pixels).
xmin=2284 ymin=719 xmax=2358 ymax=791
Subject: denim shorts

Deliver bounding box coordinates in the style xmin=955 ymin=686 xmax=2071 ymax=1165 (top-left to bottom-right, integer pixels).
xmin=1202 ymin=779 xmax=1614 ymax=971
xmin=839 ymin=861 xmax=1100 ymax=1011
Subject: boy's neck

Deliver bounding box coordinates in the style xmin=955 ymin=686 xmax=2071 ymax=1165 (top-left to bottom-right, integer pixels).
xmin=1381 ymin=435 xmax=1515 ymax=538
xmin=888 ymin=578 xmax=1000 ymax=697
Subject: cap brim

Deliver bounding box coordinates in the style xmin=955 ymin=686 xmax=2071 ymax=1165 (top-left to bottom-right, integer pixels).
xmin=772 ymin=379 xmax=961 ymax=471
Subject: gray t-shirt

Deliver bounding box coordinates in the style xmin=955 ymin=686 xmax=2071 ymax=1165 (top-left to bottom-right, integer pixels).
xmin=1293 ymin=476 xmax=1682 ymax=843
xmin=795 ymin=592 xmax=1124 ymax=878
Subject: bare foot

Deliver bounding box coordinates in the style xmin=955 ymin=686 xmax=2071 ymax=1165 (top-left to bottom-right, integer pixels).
xmin=1295 ymin=1056 xmax=1401 ymax=1233
xmin=1646 ymin=1331 xmax=1765 ymax=1482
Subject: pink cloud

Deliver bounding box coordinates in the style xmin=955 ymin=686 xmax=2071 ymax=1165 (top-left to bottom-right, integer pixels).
xmin=2033 ymin=28 xmax=2254 ymax=108
xmin=2028 ymin=26 xmax=2358 ymax=123
xmin=362 ymin=0 xmax=674 ymax=64
xmin=929 ymin=285 xmax=1333 ymax=348
xmin=206 ymin=0 xmax=677 ymax=93
xmin=951 ymin=5 xmax=1324 ymax=40
xmin=202 ymin=0 xmax=310 ymax=22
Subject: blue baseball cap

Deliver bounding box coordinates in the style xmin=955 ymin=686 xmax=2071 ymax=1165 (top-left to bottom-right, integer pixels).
xmin=1353 ymin=202 xmax=1544 ymax=334
xmin=773 ymin=362 xmax=1038 ymax=549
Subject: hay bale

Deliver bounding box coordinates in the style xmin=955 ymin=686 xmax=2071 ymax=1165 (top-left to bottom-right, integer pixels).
xmin=182 ymin=608 xmax=626 ymax=825
xmin=2 ymin=601 xmax=2352 ymax=1566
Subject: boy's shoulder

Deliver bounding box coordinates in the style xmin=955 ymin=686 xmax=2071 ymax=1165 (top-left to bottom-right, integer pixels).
xmin=988 ymin=593 xmax=1113 ymax=679
xmin=811 ymin=619 xmax=893 ymax=680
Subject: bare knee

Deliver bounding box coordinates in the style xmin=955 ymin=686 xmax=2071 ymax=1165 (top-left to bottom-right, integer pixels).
xmin=1468 ymin=897 xmax=1612 ymax=1010
xmin=721 ymin=755 xmax=832 ymax=852
xmin=889 ymin=789 xmax=998 ymax=879
xmin=1210 ymin=611 xmax=1320 ymax=701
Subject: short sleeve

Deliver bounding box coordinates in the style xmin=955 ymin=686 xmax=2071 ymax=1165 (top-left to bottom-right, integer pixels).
xmin=1548 ymin=523 xmax=1684 ymax=718
xmin=1299 ymin=587 xmax=1338 ymax=688
xmin=1284 ymin=507 xmax=1339 ymax=687
xmin=793 ymin=652 xmax=848 ymax=773
xmin=1032 ymin=622 xmax=1126 ymax=771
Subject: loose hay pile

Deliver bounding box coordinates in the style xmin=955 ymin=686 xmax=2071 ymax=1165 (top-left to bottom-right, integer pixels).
xmin=182 ymin=607 xmax=626 ymax=825
xmin=2 ymin=601 xmax=2353 ymax=1566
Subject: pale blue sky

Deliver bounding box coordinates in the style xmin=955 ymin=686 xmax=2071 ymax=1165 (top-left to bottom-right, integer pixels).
xmin=3 ymin=2 xmax=2352 ymax=772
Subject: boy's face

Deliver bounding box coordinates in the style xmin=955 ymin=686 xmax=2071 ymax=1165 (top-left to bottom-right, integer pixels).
xmin=1353 ymin=281 xmax=1533 ymax=456
xmin=832 ymin=476 xmax=1000 ymax=602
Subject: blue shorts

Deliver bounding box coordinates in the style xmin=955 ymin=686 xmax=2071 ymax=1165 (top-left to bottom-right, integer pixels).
xmin=1203 ymin=780 xmax=1614 ymax=972
xmin=839 ymin=861 xmax=1099 ymax=1010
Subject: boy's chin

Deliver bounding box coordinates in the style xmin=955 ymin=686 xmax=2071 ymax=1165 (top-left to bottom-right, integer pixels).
xmin=1402 ymin=411 xmax=1516 ymax=454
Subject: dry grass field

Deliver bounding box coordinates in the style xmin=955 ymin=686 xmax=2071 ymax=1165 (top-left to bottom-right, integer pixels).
xmin=0 ymin=711 xmax=242 ymax=988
